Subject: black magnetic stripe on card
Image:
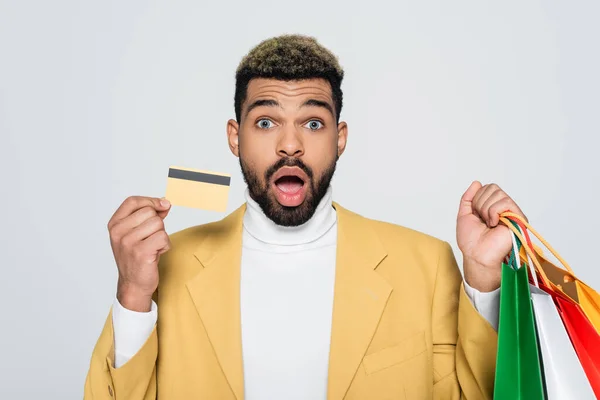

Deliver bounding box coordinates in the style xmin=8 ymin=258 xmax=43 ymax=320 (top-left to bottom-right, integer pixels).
xmin=168 ymin=168 xmax=231 ymax=186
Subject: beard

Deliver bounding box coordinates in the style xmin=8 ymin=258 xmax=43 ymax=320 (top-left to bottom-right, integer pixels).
xmin=239 ymin=154 xmax=337 ymax=227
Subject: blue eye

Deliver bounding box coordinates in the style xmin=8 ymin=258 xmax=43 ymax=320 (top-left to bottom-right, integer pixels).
xmin=257 ymin=119 xmax=274 ymax=129
xmin=305 ymin=120 xmax=323 ymax=130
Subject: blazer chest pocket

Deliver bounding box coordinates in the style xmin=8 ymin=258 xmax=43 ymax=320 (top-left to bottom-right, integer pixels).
xmin=362 ymin=331 xmax=427 ymax=375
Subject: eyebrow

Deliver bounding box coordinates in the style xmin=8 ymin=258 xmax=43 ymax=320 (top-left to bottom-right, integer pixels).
xmin=301 ymin=99 xmax=335 ymax=118
xmin=244 ymin=98 xmax=335 ymax=119
xmin=245 ymin=99 xmax=280 ymax=118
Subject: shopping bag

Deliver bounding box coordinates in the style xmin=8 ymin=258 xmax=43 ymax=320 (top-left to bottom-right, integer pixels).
xmin=493 ymin=227 xmax=545 ymax=400
xmin=529 ymin=285 xmax=595 ymax=399
xmin=501 ymin=215 xmax=600 ymax=398
xmin=508 ymin=221 xmax=595 ymax=399
xmin=502 ymin=211 xmax=600 ymax=333
xmin=536 ymin=250 xmax=600 ymax=332
xmin=551 ymin=288 xmax=600 ymax=398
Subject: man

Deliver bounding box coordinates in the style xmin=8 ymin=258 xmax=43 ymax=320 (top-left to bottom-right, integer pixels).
xmin=85 ymin=35 xmax=522 ymax=399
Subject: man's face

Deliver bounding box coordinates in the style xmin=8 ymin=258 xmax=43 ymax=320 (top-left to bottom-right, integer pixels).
xmin=227 ymin=78 xmax=347 ymax=226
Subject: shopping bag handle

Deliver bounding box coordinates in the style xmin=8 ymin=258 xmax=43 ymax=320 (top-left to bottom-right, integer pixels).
xmin=508 ymin=220 xmax=522 ymax=270
xmin=499 ymin=216 xmax=552 ymax=288
xmin=506 ymin=217 xmax=537 ymax=272
xmin=500 ymin=211 xmax=574 ymax=275
xmin=512 ymin=221 xmax=540 ymax=287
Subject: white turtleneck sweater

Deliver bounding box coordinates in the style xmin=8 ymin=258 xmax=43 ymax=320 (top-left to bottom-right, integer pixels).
xmin=111 ymin=187 xmax=499 ymax=399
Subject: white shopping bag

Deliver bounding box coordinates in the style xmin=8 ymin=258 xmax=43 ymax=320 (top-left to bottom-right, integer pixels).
xmin=530 ymin=285 xmax=595 ymax=399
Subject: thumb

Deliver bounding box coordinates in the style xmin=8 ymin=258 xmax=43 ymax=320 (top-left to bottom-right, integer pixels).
xmin=157 ymin=197 xmax=172 ymax=219
xmin=458 ymin=181 xmax=482 ymax=219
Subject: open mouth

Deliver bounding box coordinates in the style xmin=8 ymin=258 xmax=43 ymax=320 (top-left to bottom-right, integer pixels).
xmin=271 ymin=167 xmax=308 ymax=206
xmin=275 ymin=175 xmax=305 ymax=193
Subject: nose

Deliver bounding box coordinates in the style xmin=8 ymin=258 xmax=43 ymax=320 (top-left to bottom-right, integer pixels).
xmin=276 ymin=125 xmax=304 ymax=158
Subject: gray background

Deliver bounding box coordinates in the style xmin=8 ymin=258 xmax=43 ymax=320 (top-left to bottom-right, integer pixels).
xmin=1 ymin=0 xmax=599 ymax=398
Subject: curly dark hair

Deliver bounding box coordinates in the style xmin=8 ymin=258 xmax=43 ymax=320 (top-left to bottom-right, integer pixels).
xmin=234 ymin=34 xmax=344 ymax=123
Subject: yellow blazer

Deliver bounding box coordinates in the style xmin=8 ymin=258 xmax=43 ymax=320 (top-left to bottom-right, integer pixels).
xmin=85 ymin=202 xmax=497 ymax=399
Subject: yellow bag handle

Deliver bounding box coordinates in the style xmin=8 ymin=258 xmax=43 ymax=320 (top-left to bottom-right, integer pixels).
xmin=499 ymin=216 xmax=553 ymax=288
xmin=500 ymin=211 xmax=574 ymax=275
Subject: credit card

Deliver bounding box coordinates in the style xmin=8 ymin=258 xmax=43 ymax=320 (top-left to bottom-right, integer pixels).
xmin=165 ymin=166 xmax=231 ymax=212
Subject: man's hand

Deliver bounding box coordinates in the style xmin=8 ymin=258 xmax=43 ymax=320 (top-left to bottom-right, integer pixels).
xmin=457 ymin=181 xmax=526 ymax=292
xmin=108 ymin=196 xmax=172 ymax=312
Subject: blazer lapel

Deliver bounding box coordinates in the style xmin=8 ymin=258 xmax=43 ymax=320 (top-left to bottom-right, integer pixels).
xmin=186 ymin=204 xmax=247 ymax=400
xmin=327 ymin=203 xmax=392 ymax=400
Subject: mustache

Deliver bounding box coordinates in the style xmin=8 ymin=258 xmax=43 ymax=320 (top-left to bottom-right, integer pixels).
xmin=265 ymin=158 xmax=314 ymax=182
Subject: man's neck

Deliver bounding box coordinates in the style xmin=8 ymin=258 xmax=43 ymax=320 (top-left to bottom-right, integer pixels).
xmin=242 ymin=186 xmax=336 ymax=246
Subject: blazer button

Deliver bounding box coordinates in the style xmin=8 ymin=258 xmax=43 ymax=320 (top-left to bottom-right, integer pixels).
xmin=108 ymin=385 xmax=113 ymax=397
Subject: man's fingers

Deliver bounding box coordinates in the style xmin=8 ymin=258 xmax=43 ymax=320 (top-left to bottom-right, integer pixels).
xmin=489 ymin=199 xmax=526 ymax=228
xmin=472 ymin=184 xmax=496 ymax=212
xmin=122 ymin=215 xmax=166 ymax=245
xmin=110 ymin=196 xmax=170 ymax=227
xmin=471 ymin=184 xmax=498 ymax=220
xmin=478 ymin=189 xmax=506 ymax=227
xmin=112 ymin=206 xmax=157 ymax=235
xmin=139 ymin=230 xmax=171 ymax=260
xmin=467 ymin=182 xmax=526 ymax=228
xmin=126 ymin=230 xmax=170 ymax=266
xmin=458 ymin=181 xmax=482 ymax=218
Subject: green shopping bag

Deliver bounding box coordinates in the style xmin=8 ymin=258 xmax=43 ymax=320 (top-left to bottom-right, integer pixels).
xmin=493 ymin=229 xmax=545 ymax=399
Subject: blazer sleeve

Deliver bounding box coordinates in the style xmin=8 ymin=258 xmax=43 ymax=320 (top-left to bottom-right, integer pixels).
xmin=83 ymin=307 xmax=158 ymax=400
xmin=431 ymin=241 xmax=498 ymax=400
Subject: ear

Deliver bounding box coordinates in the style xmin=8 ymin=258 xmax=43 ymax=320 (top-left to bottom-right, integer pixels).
xmin=336 ymin=121 xmax=348 ymax=157
xmin=227 ymin=119 xmax=240 ymax=157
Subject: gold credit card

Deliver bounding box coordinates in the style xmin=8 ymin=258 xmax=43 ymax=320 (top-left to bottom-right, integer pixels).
xmin=165 ymin=166 xmax=231 ymax=212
